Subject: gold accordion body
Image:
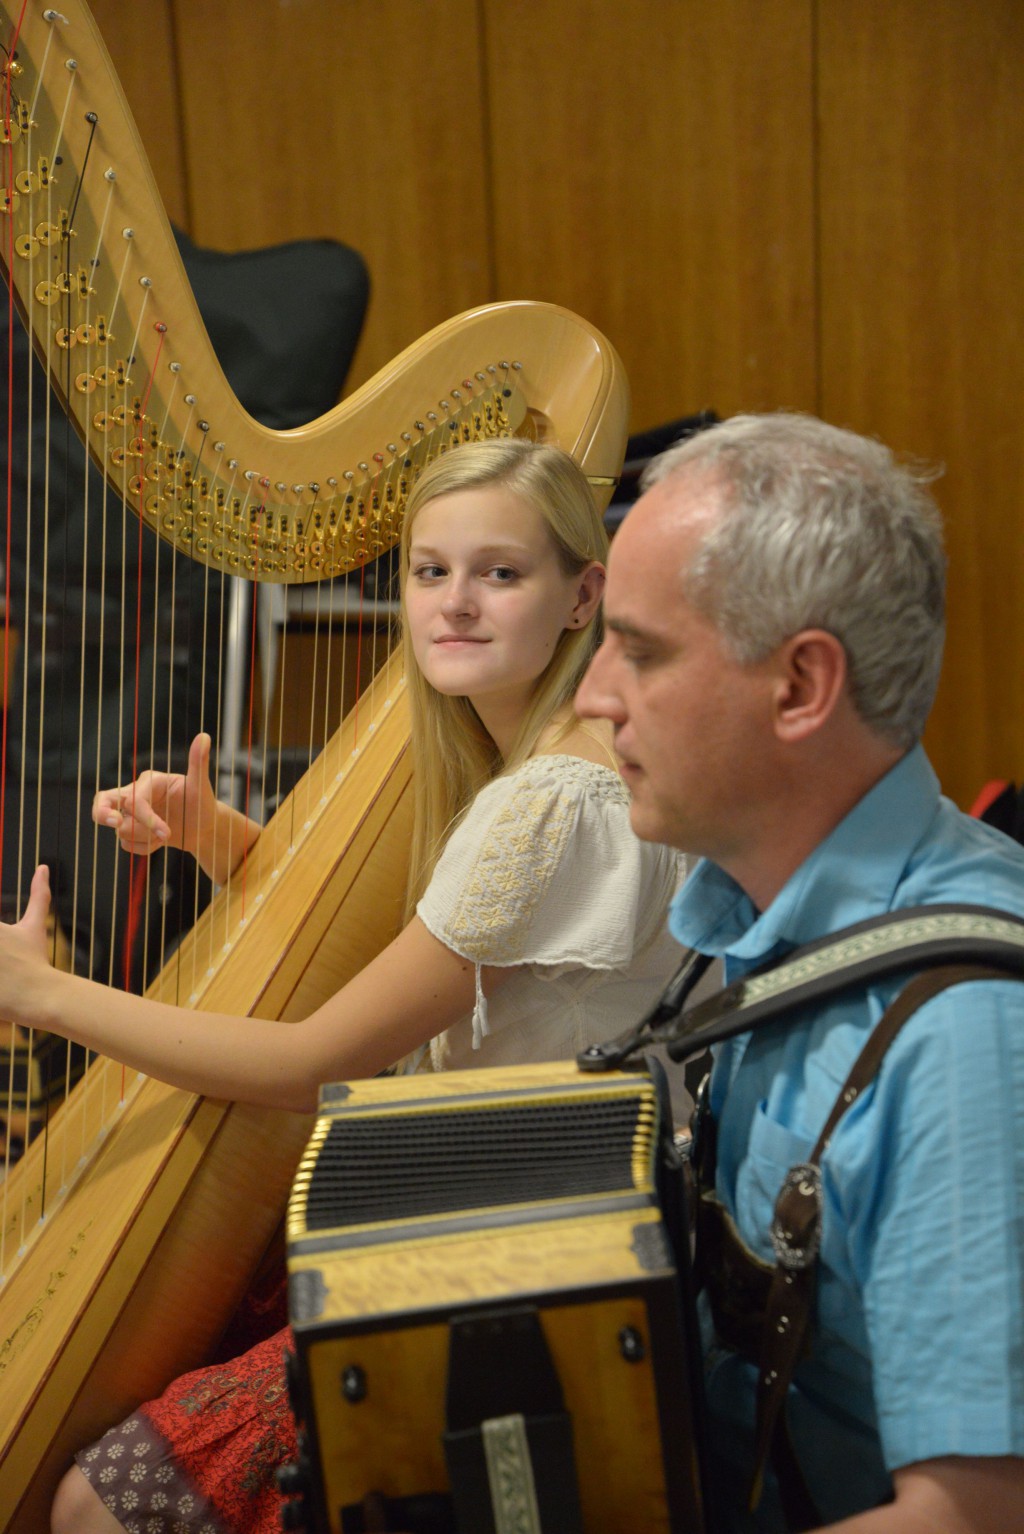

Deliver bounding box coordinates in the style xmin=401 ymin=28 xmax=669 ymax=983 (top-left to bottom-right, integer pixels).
xmin=284 ymin=1061 xmax=708 ymax=1534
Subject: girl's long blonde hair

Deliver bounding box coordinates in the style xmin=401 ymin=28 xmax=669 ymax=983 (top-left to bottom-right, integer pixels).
xmin=399 ymin=438 xmax=610 ymax=917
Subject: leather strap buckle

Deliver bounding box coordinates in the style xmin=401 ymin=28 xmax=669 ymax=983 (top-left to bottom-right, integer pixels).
xmin=769 ymin=1163 xmax=823 ymax=1271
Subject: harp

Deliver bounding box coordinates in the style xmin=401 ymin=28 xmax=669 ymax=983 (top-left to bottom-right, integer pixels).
xmin=0 ymin=3 xmax=629 ymax=1529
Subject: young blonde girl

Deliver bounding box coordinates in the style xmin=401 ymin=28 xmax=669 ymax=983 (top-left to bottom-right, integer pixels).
xmin=0 ymin=439 xmax=683 ymax=1534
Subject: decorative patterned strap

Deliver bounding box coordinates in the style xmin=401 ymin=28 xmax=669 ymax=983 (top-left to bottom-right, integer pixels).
xmin=578 ymin=904 xmax=1024 ymax=1072
xmin=482 ymin=1415 xmax=544 ymax=1534
xmin=670 ymin=905 xmax=1024 ymax=1060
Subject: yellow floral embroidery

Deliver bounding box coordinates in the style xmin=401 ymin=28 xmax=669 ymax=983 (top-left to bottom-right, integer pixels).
xmin=444 ymin=760 xmax=628 ymax=964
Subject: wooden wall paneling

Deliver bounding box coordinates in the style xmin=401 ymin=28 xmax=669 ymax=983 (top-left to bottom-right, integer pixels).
xmin=481 ymin=0 xmax=819 ymax=434
xmin=168 ymin=0 xmax=493 ymax=395
xmin=86 ymin=0 xmax=190 ymax=227
xmin=817 ymin=0 xmax=1024 ymax=808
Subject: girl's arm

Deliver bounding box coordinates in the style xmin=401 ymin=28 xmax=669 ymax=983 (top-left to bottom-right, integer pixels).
xmin=92 ymin=732 xmax=262 ymax=886
xmin=0 ymin=865 xmax=503 ymax=1112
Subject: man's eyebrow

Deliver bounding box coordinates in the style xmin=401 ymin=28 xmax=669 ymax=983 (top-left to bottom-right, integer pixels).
xmin=606 ymin=616 xmax=657 ymax=642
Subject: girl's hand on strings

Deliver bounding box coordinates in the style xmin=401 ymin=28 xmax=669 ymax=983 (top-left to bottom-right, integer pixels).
xmin=0 ymin=864 xmax=54 ymax=1026
xmin=92 ymin=732 xmax=219 ymax=861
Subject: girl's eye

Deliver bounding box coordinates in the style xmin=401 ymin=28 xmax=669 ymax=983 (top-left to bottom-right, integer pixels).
xmin=489 ymin=565 xmax=518 ymax=583
xmin=413 ymin=563 xmax=446 ymax=580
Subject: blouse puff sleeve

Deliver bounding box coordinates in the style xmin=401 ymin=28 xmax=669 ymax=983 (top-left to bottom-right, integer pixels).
xmin=416 ymin=755 xmax=683 ymax=1051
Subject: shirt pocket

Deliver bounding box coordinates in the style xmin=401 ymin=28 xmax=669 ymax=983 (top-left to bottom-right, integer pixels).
xmin=734 ymin=1100 xmax=816 ymax=1263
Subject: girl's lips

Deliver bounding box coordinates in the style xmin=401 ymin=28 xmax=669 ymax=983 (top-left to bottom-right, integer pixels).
xmin=434 ymin=635 xmax=489 ymax=645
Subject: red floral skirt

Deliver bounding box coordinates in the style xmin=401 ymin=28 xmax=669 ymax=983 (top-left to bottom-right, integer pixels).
xmin=76 ymin=1275 xmax=295 ymax=1533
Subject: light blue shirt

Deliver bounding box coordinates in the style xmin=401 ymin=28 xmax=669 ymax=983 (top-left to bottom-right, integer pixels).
xmin=669 ymin=747 xmax=1024 ymax=1530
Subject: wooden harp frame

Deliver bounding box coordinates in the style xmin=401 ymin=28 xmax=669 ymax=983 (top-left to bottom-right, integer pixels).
xmin=0 ymin=3 xmax=630 ymax=1529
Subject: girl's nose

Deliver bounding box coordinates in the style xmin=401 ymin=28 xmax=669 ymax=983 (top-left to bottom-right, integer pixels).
xmin=441 ymin=576 xmax=476 ymax=618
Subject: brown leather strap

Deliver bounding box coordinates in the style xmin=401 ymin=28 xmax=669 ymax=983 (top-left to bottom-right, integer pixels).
xmin=749 ymin=962 xmax=1015 ymax=1528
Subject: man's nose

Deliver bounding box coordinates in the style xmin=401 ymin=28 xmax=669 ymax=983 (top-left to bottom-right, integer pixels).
xmin=575 ymin=642 xmax=624 ymax=722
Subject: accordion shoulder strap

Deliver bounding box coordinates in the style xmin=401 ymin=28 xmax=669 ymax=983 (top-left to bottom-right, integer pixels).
xmin=751 ymin=959 xmax=1024 ymax=1529
xmin=578 ymin=903 xmax=1024 ymax=1073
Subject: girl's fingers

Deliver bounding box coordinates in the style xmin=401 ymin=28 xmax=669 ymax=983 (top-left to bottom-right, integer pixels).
xmin=22 ymin=864 xmax=51 ymax=944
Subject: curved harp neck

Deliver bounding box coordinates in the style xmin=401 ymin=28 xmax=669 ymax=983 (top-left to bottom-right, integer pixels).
xmin=1 ymin=4 xmax=628 ymax=587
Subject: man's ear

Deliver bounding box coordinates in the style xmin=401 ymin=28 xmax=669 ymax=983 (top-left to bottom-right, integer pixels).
xmin=772 ymin=628 xmax=848 ymax=742
xmin=569 ymin=561 xmax=606 ymax=628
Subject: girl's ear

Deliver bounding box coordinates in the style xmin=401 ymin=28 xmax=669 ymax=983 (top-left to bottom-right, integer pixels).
xmin=568 ymin=561 xmax=606 ymax=627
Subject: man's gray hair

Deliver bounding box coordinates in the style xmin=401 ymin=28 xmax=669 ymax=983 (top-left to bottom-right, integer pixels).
xmin=643 ymin=413 xmax=947 ymax=749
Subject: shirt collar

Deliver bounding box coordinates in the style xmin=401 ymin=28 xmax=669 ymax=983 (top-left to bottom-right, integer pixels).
xmin=669 ymin=746 xmax=941 ymax=968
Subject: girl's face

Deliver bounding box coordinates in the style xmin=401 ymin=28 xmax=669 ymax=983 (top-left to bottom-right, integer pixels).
xmin=404 ymin=484 xmax=602 ymax=736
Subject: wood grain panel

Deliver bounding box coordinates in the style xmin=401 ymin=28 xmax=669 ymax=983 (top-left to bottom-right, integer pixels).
xmin=817 ymin=0 xmax=1024 ymax=808
xmin=45 ymin=0 xmax=1024 ymax=811
xmin=87 ymin=0 xmax=189 ymax=226
xmin=482 ymin=0 xmax=818 ymax=433
xmin=168 ymin=0 xmax=492 ymax=395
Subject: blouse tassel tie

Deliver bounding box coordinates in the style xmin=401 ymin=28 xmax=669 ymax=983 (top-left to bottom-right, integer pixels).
xmin=471 ymin=964 xmax=491 ymax=1050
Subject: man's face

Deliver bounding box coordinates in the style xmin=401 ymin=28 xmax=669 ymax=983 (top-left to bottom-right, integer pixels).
xmin=576 ymin=469 xmax=778 ymax=863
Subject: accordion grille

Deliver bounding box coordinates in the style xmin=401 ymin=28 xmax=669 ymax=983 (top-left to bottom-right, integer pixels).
xmin=299 ymin=1094 xmax=651 ymax=1232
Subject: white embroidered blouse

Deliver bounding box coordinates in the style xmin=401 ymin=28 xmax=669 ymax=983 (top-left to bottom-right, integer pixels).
xmin=417 ymin=754 xmax=685 ymax=1071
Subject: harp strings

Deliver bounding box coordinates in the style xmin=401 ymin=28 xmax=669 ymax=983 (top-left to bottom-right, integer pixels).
xmin=1 ymin=11 xmax=16 ymax=1219
xmin=0 ymin=6 xmax=534 ymax=1279
xmin=0 ymin=12 xmax=157 ymax=1234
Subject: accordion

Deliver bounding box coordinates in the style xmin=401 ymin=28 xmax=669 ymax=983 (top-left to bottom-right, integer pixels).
xmin=282 ymin=1059 xmax=708 ymax=1534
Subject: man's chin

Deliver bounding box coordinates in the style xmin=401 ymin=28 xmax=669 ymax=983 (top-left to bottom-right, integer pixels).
xmin=627 ymin=795 xmax=669 ymax=846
